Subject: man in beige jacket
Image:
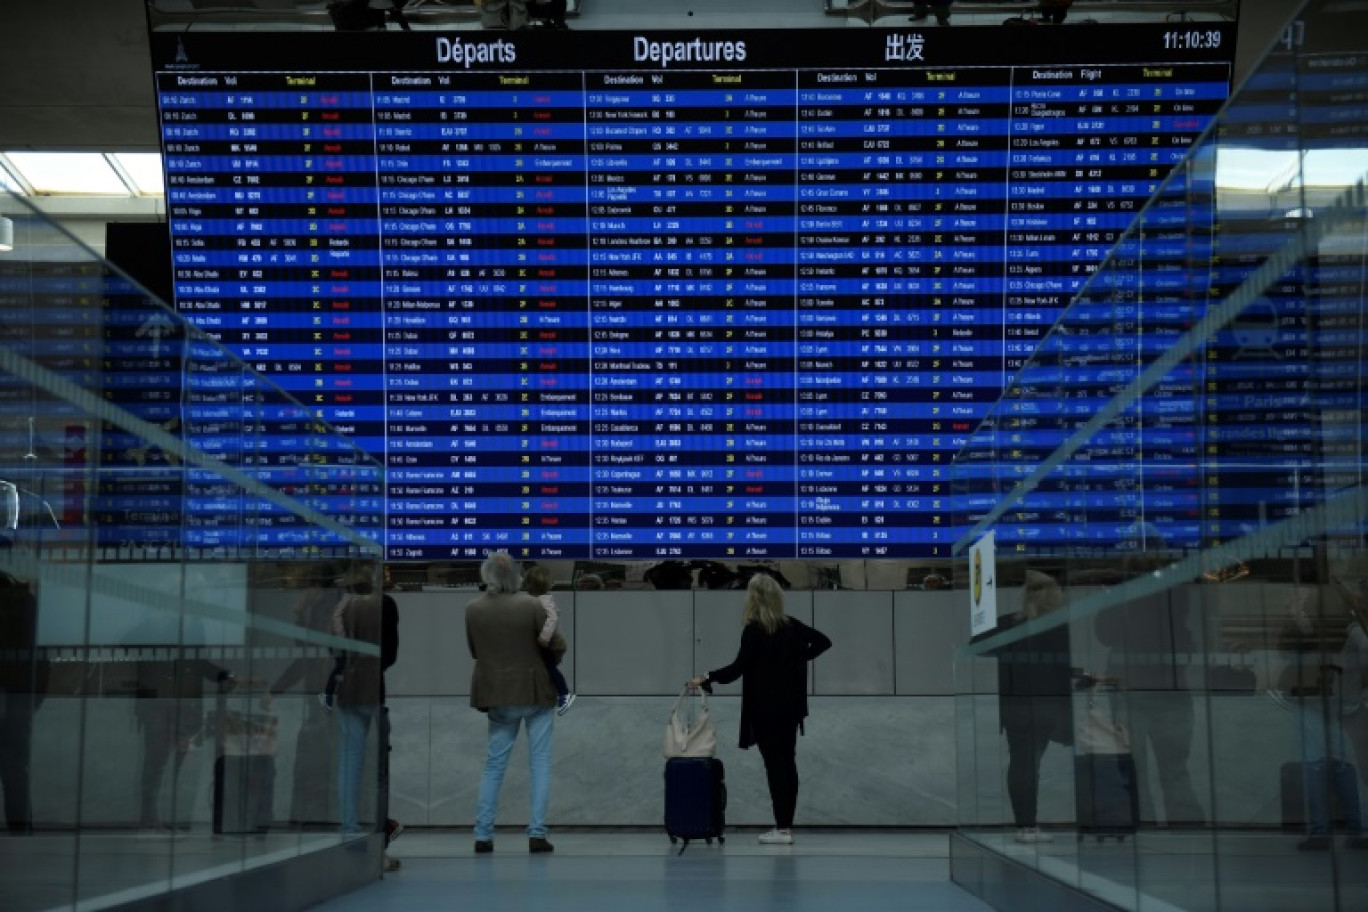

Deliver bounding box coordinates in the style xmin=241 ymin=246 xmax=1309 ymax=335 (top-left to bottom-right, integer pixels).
xmin=466 ymin=552 xmax=566 ymax=854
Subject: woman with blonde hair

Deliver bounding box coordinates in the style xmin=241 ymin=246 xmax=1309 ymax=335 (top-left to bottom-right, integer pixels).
xmin=688 ymin=572 xmax=831 ymax=844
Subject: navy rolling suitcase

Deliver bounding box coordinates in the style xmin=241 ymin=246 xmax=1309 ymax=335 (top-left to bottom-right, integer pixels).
xmin=664 ymin=756 xmax=726 ymax=853
xmin=1074 ymin=752 xmax=1139 ymax=841
xmin=1073 ymin=677 xmax=1137 ymax=842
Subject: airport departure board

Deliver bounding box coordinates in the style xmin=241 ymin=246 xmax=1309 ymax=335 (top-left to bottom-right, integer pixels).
xmin=147 ymin=24 xmax=1236 ymax=560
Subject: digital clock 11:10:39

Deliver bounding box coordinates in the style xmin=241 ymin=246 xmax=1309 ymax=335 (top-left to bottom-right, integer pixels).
xmin=1165 ymin=29 xmax=1223 ymax=50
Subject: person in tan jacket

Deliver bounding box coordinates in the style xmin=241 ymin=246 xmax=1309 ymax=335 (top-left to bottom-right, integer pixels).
xmin=466 ymin=552 xmax=565 ymax=854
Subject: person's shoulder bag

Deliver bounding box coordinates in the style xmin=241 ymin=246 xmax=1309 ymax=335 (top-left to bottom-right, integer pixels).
xmin=663 ymin=686 xmax=717 ymax=758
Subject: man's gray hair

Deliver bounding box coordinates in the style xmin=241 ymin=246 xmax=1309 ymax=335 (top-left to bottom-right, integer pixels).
xmin=480 ymin=551 xmax=523 ymax=594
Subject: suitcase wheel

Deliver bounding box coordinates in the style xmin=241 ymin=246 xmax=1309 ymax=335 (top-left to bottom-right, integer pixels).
xmin=668 ymin=835 xmax=678 ymax=845
xmin=1079 ymin=832 xmax=1130 ymax=843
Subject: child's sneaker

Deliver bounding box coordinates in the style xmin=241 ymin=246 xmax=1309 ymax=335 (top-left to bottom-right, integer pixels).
xmin=557 ymin=693 xmax=576 ymax=716
xmin=318 ymin=692 xmax=334 ymax=713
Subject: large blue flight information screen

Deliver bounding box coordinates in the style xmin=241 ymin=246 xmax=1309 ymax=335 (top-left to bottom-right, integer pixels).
xmin=149 ymin=24 xmax=1235 ymax=561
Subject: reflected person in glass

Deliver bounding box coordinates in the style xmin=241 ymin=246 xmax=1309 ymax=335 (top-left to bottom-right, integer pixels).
xmin=986 ymin=570 xmax=1074 ymax=845
xmin=130 ymin=612 xmax=232 ymax=832
xmin=1094 ymin=589 xmax=1207 ymax=829
xmin=332 ymin=569 xmax=396 ymax=837
xmin=1278 ymin=587 xmax=1364 ymax=851
xmin=1336 ymin=578 xmax=1368 ymax=838
xmin=263 ymin=561 xmax=343 ymax=828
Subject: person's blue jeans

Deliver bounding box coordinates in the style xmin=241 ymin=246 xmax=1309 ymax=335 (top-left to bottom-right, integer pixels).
xmin=474 ymin=704 xmax=554 ymax=841
xmin=1304 ymin=759 xmax=1363 ymax=836
xmin=338 ymin=703 xmax=378 ymax=835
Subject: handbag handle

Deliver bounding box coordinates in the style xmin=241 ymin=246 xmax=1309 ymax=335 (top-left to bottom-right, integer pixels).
xmin=671 ymin=684 xmax=709 ymax=716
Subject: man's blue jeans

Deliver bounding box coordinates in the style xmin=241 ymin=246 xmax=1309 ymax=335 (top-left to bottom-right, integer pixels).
xmin=338 ymin=703 xmax=378 ymax=835
xmin=474 ymin=705 xmax=554 ymax=841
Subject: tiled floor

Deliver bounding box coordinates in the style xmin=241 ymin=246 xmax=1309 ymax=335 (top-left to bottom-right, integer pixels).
xmin=314 ymin=829 xmax=996 ymax=912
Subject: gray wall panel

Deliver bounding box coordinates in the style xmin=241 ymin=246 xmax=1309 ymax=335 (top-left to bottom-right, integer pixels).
xmin=574 ymin=591 xmax=692 ymax=695
xmin=812 ymin=591 xmax=894 ymax=694
xmin=392 ymin=694 xmax=961 ymax=827
xmin=387 ymin=591 xmax=472 ymax=697
xmin=554 ymin=594 xmax=577 ymax=690
xmin=692 ymin=589 xmax=746 ymax=683
xmin=426 ymin=697 xmax=484 ymax=827
xmin=894 ymin=590 xmax=962 ymax=696
xmin=693 ymin=590 xmax=814 ymax=687
xmin=387 ymin=700 xmax=432 ymax=827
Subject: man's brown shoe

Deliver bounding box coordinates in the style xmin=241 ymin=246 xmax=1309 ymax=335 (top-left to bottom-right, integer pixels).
xmin=529 ymin=837 xmax=554 ymax=853
xmin=474 ymin=840 xmax=493 ymax=854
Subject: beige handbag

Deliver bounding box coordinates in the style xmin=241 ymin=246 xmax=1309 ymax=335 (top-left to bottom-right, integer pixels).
xmin=663 ymin=686 xmax=717 ymax=759
xmin=1076 ymin=697 xmax=1131 ymax=756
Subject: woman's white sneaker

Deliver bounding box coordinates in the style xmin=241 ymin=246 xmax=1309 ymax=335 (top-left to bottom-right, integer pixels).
xmin=758 ymin=828 xmax=794 ymax=845
xmin=1014 ymin=827 xmax=1053 ymax=844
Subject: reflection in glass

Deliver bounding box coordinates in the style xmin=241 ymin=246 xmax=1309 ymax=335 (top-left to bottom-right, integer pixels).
xmin=952 ymin=1 xmax=1368 ymax=909
xmin=0 ymin=187 xmax=383 ymax=909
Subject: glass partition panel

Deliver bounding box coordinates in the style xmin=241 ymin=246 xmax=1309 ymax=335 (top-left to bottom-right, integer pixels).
xmin=0 ymin=188 xmax=384 ymax=912
xmin=0 ymin=206 xmax=86 ymax=909
xmin=953 ymin=1 xmax=1367 ymax=910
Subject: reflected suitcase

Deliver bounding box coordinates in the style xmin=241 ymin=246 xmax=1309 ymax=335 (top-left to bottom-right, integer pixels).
xmin=213 ymin=754 xmax=275 ymax=834
xmin=664 ymin=756 xmax=726 ymax=854
xmin=211 ymin=708 xmax=278 ymax=834
xmin=1074 ymin=753 xmax=1139 ymax=842
xmin=288 ymin=706 xmax=338 ymax=826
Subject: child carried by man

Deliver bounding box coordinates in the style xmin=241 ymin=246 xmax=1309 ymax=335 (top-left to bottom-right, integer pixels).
xmin=525 ymin=565 xmax=575 ymax=715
